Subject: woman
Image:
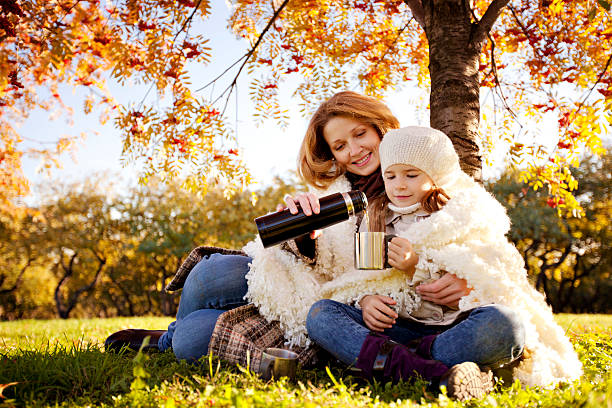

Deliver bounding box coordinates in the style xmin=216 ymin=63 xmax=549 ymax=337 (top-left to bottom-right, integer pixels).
xmin=104 ymin=91 xmax=401 ymax=358
xmin=105 ymin=93 xmax=523 ymax=391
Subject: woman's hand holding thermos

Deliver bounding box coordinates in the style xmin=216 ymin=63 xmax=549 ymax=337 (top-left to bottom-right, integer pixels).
xmin=257 ymin=190 xmax=367 ymax=248
xmin=282 ymin=192 xmax=321 ymax=216
xmin=279 ymin=193 xmax=322 ymax=240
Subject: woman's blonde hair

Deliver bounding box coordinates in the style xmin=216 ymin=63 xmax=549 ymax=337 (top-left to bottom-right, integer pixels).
xmin=298 ymin=91 xmax=400 ymax=189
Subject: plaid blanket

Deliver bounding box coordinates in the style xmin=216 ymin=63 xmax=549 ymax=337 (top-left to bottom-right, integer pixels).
xmin=164 ymin=245 xmax=246 ymax=292
xmin=165 ymin=245 xmax=319 ymax=372
xmin=208 ymin=304 xmax=319 ymax=373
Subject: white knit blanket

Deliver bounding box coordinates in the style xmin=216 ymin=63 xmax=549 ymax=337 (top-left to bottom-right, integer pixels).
xmin=243 ymin=174 xmax=582 ymax=387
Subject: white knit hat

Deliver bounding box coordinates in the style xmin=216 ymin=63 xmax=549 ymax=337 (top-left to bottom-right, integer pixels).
xmin=379 ymin=126 xmax=462 ymax=187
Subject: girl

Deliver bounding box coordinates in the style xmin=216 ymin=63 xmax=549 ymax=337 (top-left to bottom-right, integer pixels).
xmin=306 ymin=126 xmax=583 ymax=393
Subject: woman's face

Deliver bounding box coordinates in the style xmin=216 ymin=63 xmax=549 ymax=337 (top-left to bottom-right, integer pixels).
xmin=383 ymin=164 xmax=434 ymax=207
xmin=322 ymin=116 xmax=381 ymax=176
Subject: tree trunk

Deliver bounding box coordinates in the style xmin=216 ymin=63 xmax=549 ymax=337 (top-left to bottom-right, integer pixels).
xmin=54 ymin=254 xmax=77 ymax=319
xmin=108 ymin=269 xmax=135 ymax=316
xmin=145 ymin=289 xmax=153 ymax=314
xmin=153 ymin=256 xmax=177 ymax=316
xmin=407 ymin=0 xmax=511 ymax=180
xmin=54 ymin=251 xmax=106 ymax=319
xmin=0 ymin=258 xmax=32 ymax=295
xmin=423 ymin=0 xmax=483 ymax=180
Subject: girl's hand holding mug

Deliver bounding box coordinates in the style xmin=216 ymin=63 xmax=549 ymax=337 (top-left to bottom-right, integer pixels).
xmin=387 ymin=237 xmax=418 ymax=275
xmin=359 ymin=294 xmax=398 ymax=332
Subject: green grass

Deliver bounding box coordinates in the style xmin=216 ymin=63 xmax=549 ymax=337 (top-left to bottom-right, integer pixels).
xmin=0 ymin=315 xmax=610 ymax=407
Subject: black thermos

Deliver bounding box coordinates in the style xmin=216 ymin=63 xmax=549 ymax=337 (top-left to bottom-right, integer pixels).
xmin=255 ymin=190 xmax=368 ymax=248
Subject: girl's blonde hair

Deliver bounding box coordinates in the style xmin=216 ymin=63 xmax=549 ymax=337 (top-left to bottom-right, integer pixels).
xmin=298 ymin=91 xmax=400 ymax=189
xmin=368 ymin=187 xmax=451 ymax=232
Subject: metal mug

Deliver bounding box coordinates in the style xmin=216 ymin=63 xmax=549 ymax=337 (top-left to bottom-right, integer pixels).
xmin=259 ymin=348 xmax=298 ymax=380
xmin=354 ymin=232 xmax=396 ymax=269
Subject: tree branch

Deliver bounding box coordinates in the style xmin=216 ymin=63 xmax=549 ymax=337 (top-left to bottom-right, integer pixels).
xmin=0 ymin=258 xmax=32 ymax=295
xmin=63 ymin=253 xmax=106 ymax=319
xmin=173 ymin=0 xmax=203 ymax=43
xmin=486 ymin=31 xmax=522 ymax=125
xmin=521 ymin=238 xmax=540 ymax=269
xmin=207 ymin=0 xmax=291 ymax=114
xmin=151 ymin=254 xmax=170 ymax=275
xmin=60 ymin=252 xmax=78 ymax=277
xmin=35 ymin=0 xmax=85 ymax=50
xmin=473 ymin=0 xmax=510 ymax=45
xmin=507 ymin=5 xmax=610 ymax=149
xmin=195 ymin=53 xmax=249 ymax=92
xmin=536 ymin=268 xmax=549 ymax=297
xmin=108 ymin=267 xmax=135 ymax=316
xmin=368 ymin=17 xmax=413 ymax=77
xmin=467 ymin=3 xmax=526 ymax=136
xmin=508 ymin=6 xmax=546 ymax=61
xmin=571 ymin=52 xmax=612 ymax=122
xmin=136 ymin=0 xmax=202 ymax=110
xmin=54 ymin=260 xmax=70 ymax=317
xmin=403 ymin=0 xmax=425 ymax=28
xmin=573 ymin=251 xmax=600 ymax=279
xmin=70 ymin=259 xmax=105 ymax=303
xmin=542 ymin=242 xmax=573 ymax=273
xmin=91 ymin=248 xmax=106 ymax=264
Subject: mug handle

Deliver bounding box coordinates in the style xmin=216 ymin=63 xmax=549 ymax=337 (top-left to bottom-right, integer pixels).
xmin=384 ymin=234 xmax=397 ymax=268
xmin=259 ymin=357 xmax=273 ymax=380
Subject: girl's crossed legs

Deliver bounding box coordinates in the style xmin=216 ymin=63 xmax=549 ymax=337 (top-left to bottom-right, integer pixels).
xmin=306 ymin=299 xmax=525 ymax=368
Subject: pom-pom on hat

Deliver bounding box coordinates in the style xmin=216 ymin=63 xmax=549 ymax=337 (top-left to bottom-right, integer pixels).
xmin=379 ymin=126 xmax=462 ymax=187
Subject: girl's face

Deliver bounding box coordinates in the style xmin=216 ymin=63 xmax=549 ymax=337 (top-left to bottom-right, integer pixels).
xmin=383 ymin=164 xmax=434 ymax=207
xmin=323 ymin=116 xmax=381 ymax=176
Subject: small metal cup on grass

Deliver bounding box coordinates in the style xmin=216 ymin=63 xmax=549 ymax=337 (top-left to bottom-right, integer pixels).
xmin=259 ymin=348 xmax=298 ymax=381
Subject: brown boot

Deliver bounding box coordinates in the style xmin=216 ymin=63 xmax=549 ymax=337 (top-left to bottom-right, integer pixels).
xmin=104 ymin=329 xmax=166 ymax=353
xmin=439 ymin=362 xmax=494 ymax=401
xmin=408 ymin=335 xmax=494 ymax=401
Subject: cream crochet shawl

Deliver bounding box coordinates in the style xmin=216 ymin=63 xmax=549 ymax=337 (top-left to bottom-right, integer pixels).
xmin=243 ymin=174 xmax=582 ymax=388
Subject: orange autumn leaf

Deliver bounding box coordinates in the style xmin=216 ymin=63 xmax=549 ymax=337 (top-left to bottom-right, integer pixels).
xmin=0 ymin=382 xmax=19 ymax=399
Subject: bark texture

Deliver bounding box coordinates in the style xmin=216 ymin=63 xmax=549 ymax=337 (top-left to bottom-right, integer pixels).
xmin=405 ymin=0 xmax=509 ymax=181
xmin=423 ymin=0 xmax=482 ymax=180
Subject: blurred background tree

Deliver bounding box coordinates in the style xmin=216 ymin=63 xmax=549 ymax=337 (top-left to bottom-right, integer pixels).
xmin=0 ymin=207 xmax=53 ymax=318
xmin=488 ymin=148 xmax=611 ymax=313
xmin=34 ymin=178 xmax=122 ymax=318
xmin=2 ymin=160 xmax=610 ymax=319
xmin=0 ymin=174 xmax=301 ymax=319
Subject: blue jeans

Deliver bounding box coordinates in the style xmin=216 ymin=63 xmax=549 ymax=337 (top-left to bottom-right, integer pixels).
xmin=306 ymin=299 xmax=525 ymax=368
xmin=158 ymin=253 xmax=251 ymax=361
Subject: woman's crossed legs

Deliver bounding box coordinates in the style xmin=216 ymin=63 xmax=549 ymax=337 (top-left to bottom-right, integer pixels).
xmin=158 ymin=253 xmax=252 ymax=360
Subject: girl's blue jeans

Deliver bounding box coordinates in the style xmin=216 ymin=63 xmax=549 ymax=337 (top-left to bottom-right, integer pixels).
xmin=158 ymin=253 xmax=251 ymax=361
xmin=306 ymin=299 xmax=525 ymax=368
